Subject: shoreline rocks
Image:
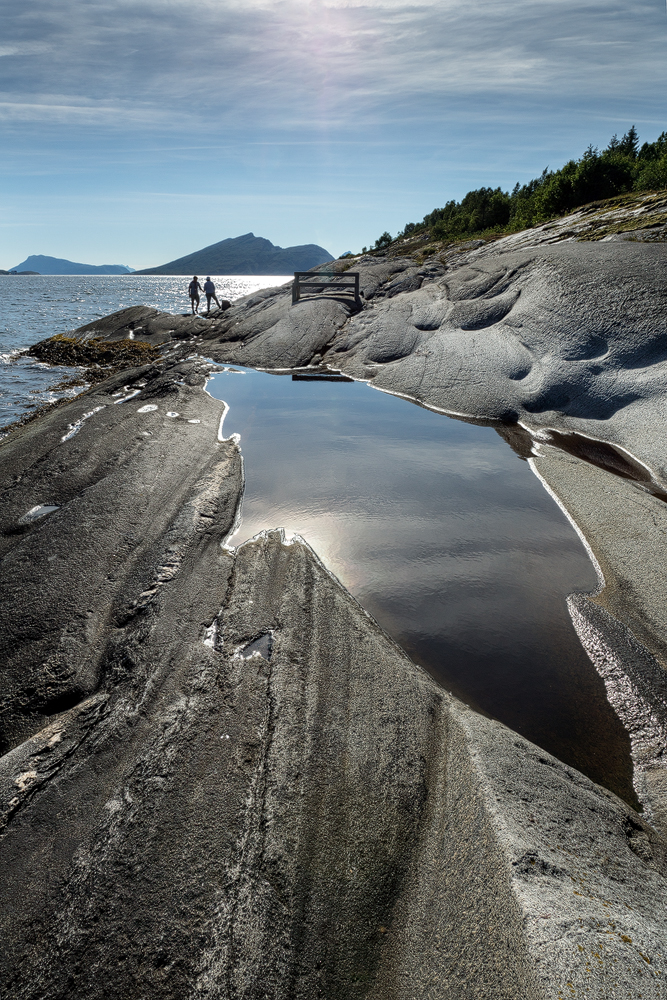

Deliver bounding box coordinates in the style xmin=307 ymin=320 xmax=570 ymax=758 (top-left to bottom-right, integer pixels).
xmin=3 ymin=219 xmax=667 ymax=995
xmin=1 ymin=373 xmax=665 ymax=994
xmin=0 ymin=359 xmax=240 ymax=754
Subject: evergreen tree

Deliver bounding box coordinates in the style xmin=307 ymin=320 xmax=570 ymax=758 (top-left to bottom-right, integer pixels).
xmin=374 ymin=232 xmax=393 ymax=249
xmin=373 ymin=127 xmax=667 ymax=251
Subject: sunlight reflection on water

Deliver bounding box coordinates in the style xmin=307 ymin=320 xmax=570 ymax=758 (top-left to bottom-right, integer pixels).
xmin=0 ymin=274 xmax=290 ymax=428
xmin=208 ymin=366 xmax=636 ymax=804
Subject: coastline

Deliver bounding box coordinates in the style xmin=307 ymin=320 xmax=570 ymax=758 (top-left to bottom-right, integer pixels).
xmin=2 ymin=207 xmax=667 ymax=996
xmin=0 ymin=274 xmax=292 ymax=432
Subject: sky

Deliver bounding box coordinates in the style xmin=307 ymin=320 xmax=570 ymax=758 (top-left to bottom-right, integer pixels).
xmin=2 ymin=0 xmax=667 ymax=268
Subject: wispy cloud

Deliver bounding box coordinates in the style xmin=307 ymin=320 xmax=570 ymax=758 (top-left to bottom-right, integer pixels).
xmin=0 ymin=97 xmax=184 ymax=127
xmin=2 ymin=0 xmax=666 ymax=261
xmin=0 ymin=42 xmax=52 ymax=57
xmin=1 ymin=0 xmax=665 ymax=133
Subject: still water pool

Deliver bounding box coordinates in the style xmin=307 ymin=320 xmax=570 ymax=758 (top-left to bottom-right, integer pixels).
xmin=208 ymin=366 xmax=635 ymax=804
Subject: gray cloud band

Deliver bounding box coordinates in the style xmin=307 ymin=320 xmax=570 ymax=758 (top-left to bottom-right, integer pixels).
xmin=1 ymin=0 xmax=665 ymax=132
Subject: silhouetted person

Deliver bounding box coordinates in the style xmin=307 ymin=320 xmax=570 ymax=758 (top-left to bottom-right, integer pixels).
xmin=188 ymin=276 xmax=203 ymax=314
xmin=203 ymin=277 xmax=221 ymax=314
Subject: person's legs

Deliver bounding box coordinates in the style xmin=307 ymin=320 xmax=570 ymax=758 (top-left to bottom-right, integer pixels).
xmin=206 ymin=293 xmax=213 ymax=313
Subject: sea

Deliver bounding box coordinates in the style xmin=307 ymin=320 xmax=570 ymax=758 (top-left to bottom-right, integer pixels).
xmin=0 ymin=274 xmax=291 ymax=430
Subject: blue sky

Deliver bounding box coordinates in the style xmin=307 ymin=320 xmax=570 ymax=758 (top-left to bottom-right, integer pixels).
xmin=2 ymin=0 xmax=667 ymax=268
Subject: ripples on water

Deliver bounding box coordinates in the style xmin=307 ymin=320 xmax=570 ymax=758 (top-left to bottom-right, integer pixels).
xmin=0 ymin=274 xmax=290 ymax=428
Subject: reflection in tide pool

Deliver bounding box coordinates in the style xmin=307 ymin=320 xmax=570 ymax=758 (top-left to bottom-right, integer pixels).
xmin=208 ymin=367 xmax=636 ymax=804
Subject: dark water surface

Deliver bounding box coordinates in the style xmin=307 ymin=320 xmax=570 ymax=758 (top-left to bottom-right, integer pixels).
xmin=209 ymin=367 xmax=636 ymax=804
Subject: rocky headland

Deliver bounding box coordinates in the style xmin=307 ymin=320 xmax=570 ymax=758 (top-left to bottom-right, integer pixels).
xmin=2 ymin=195 xmax=667 ymax=998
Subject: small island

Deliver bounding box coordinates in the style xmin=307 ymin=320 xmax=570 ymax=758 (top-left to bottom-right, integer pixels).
xmin=6 ymin=255 xmax=135 ymax=275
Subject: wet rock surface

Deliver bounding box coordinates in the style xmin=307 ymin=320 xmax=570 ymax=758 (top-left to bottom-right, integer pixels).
xmin=4 ymin=219 xmax=667 ymax=995
xmin=532 ymin=448 xmax=667 ymax=838
xmin=1 ymin=456 xmax=666 ymax=996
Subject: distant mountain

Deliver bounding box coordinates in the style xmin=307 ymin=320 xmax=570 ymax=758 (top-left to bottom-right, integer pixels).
xmin=135 ymin=233 xmax=333 ymax=276
xmin=9 ymin=255 xmax=135 ymax=275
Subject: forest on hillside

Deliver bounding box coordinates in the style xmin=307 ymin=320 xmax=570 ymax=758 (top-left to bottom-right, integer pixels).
xmin=371 ymin=127 xmax=667 ymax=249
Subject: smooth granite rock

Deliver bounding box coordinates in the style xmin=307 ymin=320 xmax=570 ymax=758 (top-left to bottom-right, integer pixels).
xmin=1 ymin=489 xmax=666 ymax=997
xmin=0 ymin=359 xmax=240 ymax=755
xmin=5 ymin=220 xmax=667 ymax=996
xmin=199 ymin=243 xmax=667 ymax=490
xmin=67 ymin=241 xmax=667 ymax=487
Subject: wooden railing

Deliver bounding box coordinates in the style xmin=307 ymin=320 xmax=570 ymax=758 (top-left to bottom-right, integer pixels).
xmin=291 ymin=372 xmax=353 ymax=382
xmin=292 ymin=271 xmax=360 ymax=306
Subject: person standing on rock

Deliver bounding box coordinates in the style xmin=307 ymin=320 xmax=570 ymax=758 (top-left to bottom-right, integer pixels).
xmin=188 ymin=276 xmax=203 ymax=314
xmin=203 ymin=277 xmax=221 ymax=315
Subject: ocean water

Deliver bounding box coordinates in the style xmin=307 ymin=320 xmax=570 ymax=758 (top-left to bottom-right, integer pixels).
xmin=0 ymin=274 xmax=291 ymax=429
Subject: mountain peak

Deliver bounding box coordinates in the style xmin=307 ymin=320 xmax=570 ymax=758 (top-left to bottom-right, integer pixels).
xmin=135 ymin=233 xmax=333 ymax=276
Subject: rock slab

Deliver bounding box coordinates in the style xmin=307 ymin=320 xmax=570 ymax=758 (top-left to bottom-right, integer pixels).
xmin=1 ymin=360 xmax=666 ymax=997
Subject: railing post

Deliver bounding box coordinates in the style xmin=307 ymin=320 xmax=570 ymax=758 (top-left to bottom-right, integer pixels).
xmin=292 ymin=273 xmax=300 ymax=304
xmin=354 ymin=272 xmax=360 ymax=305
